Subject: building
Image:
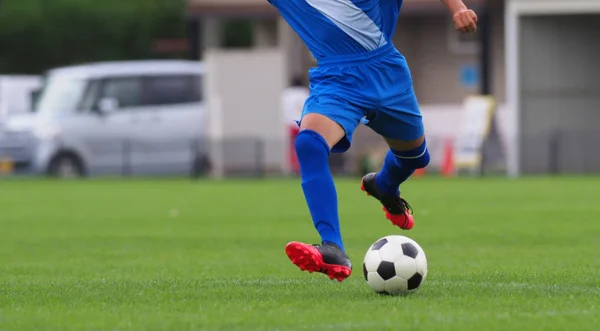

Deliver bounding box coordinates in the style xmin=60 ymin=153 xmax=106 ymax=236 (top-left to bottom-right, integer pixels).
xmin=187 ymin=0 xmax=506 ymax=103
xmin=505 ymin=0 xmax=600 ymax=175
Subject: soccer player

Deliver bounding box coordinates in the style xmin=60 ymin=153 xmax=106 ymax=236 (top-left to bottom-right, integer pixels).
xmin=270 ymin=0 xmax=478 ymax=281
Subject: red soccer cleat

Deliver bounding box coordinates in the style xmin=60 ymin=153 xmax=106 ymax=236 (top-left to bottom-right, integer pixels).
xmin=285 ymin=242 xmax=352 ymax=282
xmin=360 ymin=172 xmax=415 ymax=230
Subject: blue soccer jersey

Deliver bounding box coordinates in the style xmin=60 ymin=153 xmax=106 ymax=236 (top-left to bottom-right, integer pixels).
xmin=269 ymin=0 xmax=403 ymax=61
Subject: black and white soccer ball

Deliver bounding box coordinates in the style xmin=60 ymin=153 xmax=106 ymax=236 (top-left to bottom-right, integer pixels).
xmin=363 ymin=235 xmax=427 ymax=295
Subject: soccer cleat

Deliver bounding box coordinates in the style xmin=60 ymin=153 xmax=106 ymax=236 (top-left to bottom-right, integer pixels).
xmin=360 ymin=172 xmax=415 ymax=230
xmin=285 ymin=242 xmax=352 ymax=282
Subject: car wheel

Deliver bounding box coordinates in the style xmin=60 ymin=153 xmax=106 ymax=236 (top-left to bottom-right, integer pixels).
xmin=48 ymin=153 xmax=85 ymax=178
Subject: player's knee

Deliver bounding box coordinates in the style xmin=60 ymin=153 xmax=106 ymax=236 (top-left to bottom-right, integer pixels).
xmin=411 ymin=147 xmax=430 ymax=169
xmin=392 ymin=140 xmax=430 ymax=170
xmin=295 ymin=129 xmax=330 ymax=161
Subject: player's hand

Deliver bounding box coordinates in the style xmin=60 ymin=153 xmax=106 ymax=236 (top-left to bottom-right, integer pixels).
xmin=453 ymin=9 xmax=478 ymax=34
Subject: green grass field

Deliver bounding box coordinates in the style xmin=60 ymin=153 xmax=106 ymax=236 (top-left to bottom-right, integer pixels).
xmin=1 ymin=177 xmax=599 ymax=331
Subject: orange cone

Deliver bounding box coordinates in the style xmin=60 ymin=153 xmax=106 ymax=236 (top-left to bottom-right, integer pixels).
xmin=414 ymin=167 xmax=426 ymax=177
xmin=441 ymin=138 xmax=455 ymax=177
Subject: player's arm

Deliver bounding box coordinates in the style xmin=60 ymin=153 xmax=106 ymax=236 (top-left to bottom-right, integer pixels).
xmin=440 ymin=0 xmax=478 ymax=33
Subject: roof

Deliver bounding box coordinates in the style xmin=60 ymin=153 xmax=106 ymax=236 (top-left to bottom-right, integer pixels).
xmin=47 ymin=60 xmax=204 ymax=80
xmin=187 ymin=0 xmax=487 ymax=17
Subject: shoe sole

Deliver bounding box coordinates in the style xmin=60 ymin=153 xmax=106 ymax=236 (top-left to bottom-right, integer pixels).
xmin=285 ymin=242 xmax=352 ymax=282
xmin=361 ymin=178 xmax=414 ymax=230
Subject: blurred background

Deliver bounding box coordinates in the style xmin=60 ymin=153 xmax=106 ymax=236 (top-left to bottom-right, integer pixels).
xmin=0 ymin=0 xmax=599 ymax=179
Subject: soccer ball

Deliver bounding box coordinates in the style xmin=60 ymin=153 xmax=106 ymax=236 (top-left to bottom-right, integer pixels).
xmin=362 ymin=235 xmax=428 ymax=295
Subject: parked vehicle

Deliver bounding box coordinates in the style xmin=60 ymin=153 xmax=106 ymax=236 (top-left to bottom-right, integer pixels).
xmin=0 ymin=60 xmax=210 ymax=177
xmin=0 ymin=75 xmax=42 ymax=123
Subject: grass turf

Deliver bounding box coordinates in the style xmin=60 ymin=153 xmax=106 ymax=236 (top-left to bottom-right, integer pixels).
xmin=0 ymin=177 xmax=599 ymax=331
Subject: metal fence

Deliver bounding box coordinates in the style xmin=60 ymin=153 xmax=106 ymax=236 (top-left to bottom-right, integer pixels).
xmin=518 ymin=130 xmax=600 ymax=175
xmin=2 ymin=130 xmax=600 ymax=178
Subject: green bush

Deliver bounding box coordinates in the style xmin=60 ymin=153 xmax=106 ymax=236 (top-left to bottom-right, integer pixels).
xmin=0 ymin=0 xmax=187 ymax=74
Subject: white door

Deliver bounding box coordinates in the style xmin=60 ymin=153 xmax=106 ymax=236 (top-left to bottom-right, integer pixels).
xmin=85 ymin=77 xmax=144 ymax=175
xmin=129 ymin=74 xmax=204 ymax=176
xmin=64 ymin=111 xmax=132 ymax=176
xmin=48 ymin=78 xmax=132 ymax=176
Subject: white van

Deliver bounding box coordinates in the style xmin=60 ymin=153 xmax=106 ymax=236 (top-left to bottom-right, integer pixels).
xmin=0 ymin=60 xmax=210 ymax=177
xmin=0 ymin=75 xmax=42 ymax=123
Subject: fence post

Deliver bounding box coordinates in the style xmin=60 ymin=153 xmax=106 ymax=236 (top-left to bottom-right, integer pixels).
xmin=122 ymin=138 xmax=131 ymax=177
xmin=548 ymin=131 xmax=560 ymax=175
xmin=190 ymin=138 xmax=199 ymax=179
xmin=255 ymin=138 xmax=265 ymax=178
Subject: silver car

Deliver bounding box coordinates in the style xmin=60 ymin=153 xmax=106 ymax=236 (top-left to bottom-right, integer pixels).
xmin=0 ymin=60 xmax=210 ymax=177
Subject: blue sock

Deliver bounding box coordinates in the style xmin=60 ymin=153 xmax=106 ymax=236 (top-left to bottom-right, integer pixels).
xmin=295 ymin=130 xmax=344 ymax=252
xmin=375 ymin=139 xmax=430 ymax=195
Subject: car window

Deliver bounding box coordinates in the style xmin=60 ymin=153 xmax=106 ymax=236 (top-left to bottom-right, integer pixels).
xmin=79 ymin=80 xmax=102 ymax=111
xmin=144 ymin=75 xmax=202 ymax=106
xmin=35 ymin=77 xmax=88 ymax=116
xmin=101 ymin=77 xmax=144 ymax=109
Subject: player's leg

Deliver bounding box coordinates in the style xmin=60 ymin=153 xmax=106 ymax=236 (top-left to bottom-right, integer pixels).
xmin=285 ymin=97 xmax=363 ymax=282
xmin=360 ymin=84 xmax=429 ymax=229
xmin=294 ymin=113 xmax=345 ymax=250
xmin=375 ymin=136 xmax=429 ymax=197
xmin=361 ymin=135 xmax=430 ymax=229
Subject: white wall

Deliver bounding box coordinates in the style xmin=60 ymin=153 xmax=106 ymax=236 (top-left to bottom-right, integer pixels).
xmin=204 ymin=49 xmax=286 ymax=176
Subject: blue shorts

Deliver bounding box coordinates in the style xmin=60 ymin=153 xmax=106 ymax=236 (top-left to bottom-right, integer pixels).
xmin=300 ymin=43 xmax=424 ymax=153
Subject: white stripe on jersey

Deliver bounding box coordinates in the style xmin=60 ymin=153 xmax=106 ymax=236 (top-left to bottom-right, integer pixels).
xmin=306 ymin=0 xmax=387 ymax=51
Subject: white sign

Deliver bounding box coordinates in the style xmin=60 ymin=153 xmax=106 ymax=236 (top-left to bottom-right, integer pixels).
xmin=454 ymin=96 xmax=496 ymax=169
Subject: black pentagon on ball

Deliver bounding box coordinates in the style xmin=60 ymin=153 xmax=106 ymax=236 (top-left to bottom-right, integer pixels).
xmin=401 ymin=242 xmax=419 ymax=259
xmin=370 ymin=238 xmax=388 ymax=251
xmin=376 ymin=261 xmax=396 ymax=280
xmin=363 ymin=263 xmax=368 ymax=280
xmin=407 ymin=273 xmax=423 ymax=290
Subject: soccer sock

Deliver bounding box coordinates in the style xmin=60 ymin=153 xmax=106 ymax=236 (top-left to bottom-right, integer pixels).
xmin=375 ymin=139 xmax=430 ymax=195
xmin=295 ymin=129 xmax=344 ymax=252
